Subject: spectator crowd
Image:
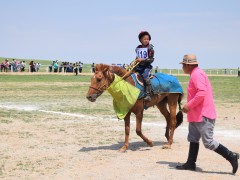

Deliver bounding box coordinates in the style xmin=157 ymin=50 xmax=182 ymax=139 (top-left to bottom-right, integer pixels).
xmin=0 ymin=59 xmax=27 ymax=72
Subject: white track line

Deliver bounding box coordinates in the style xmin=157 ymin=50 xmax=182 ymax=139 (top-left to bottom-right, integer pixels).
xmin=1 ymin=104 xmax=239 ymax=138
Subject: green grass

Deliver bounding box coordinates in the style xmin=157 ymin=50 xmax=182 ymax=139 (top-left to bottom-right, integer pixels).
xmin=209 ymin=76 xmax=240 ymax=103
xmin=0 ymin=74 xmax=239 ymax=122
xmin=176 ymin=75 xmax=240 ymax=103
xmin=0 ymin=74 xmax=91 ymax=82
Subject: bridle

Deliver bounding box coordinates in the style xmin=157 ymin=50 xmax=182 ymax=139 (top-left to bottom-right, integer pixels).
xmin=89 ymin=82 xmax=107 ymax=94
xmin=89 ymin=69 xmax=114 ymax=95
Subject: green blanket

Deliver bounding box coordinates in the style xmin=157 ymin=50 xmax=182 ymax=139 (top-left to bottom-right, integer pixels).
xmin=107 ymin=74 xmax=140 ymax=119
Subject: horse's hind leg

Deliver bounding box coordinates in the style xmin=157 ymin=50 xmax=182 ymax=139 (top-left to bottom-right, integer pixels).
xmin=119 ymin=112 xmax=131 ymax=152
xmin=163 ymin=94 xmax=179 ymax=149
xmin=157 ymin=98 xmax=170 ymax=143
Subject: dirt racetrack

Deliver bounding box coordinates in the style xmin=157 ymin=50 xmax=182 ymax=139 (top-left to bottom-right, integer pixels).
xmin=0 ymin=102 xmax=240 ymax=180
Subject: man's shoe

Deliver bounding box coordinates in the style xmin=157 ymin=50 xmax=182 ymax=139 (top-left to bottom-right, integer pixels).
xmin=215 ymin=144 xmax=239 ymax=174
xmin=176 ymin=162 xmax=196 ymax=171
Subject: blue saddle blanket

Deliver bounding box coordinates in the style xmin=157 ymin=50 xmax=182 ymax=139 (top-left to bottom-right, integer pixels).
xmin=131 ymin=73 xmax=183 ymax=99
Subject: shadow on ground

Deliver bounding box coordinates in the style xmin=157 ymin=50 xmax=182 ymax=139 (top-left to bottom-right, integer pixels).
xmin=79 ymin=141 xmax=165 ymax=152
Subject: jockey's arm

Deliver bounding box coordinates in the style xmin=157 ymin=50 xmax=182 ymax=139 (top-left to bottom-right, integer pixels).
xmin=136 ymin=57 xmax=154 ymax=66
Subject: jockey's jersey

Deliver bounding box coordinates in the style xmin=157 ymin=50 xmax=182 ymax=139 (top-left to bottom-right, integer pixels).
xmin=135 ymin=44 xmax=154 ymax=71
xmin=135 ymin=44 xmax=154 ymax=60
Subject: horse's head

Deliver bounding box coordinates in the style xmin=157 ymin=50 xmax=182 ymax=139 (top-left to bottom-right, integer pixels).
xmin=86 ymin=64 xmax=113 ymax=102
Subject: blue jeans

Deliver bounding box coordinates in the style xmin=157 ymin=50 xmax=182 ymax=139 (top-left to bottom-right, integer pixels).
xmin=142 ymin=68 xmax=151 ymax=79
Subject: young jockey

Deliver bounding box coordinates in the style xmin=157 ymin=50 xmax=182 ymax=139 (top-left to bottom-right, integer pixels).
xmin=135 ymin=31 xmax=154 ymax=101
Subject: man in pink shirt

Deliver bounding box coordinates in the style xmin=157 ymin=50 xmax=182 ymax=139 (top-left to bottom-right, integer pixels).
xmin=176 ymin=54 xmax=239 ymax=174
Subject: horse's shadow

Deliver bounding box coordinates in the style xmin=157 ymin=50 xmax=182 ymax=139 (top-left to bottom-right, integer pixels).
xmin=156 ymin=161 xmax=233 ymax=175
xmin=79 ymin=141 xmax=165 ymax=152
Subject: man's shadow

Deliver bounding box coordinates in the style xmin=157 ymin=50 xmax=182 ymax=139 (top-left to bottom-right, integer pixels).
xmin=79 ymin=141 xmax=165 ymax=152
xmin=156 ymin=161 xmax=233 ymax=175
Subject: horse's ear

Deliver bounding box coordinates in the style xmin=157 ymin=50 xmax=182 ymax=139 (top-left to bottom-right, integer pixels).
xmin=95 ymin=64 xmax=100 ymax=72
xmin=103 ymin=65 xmax=109 ymax=72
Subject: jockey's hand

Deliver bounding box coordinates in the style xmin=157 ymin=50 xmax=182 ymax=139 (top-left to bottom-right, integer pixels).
xmin=181 ymin=104 xmax=189 ymax=113
xmin=136 ymin=58 xmax=144 ymax=63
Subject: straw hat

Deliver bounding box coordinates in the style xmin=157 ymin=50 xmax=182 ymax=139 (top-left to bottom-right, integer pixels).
xmin=179 ymin=54 xmax=198 ymax=64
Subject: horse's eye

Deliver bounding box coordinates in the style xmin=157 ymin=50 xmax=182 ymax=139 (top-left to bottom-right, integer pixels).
xmin=96 ymin=78 xmax=101 ymax=83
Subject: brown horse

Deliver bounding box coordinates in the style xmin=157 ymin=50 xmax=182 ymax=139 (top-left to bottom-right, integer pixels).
xmin=86 ymin=64 xmax=183 ymax=152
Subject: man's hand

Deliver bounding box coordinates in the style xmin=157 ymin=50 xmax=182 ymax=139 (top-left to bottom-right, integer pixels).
xmin=181 ymin=104 xmax=189 ymax=113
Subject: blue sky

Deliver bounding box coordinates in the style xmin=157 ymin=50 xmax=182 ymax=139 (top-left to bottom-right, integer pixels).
xmin=1 ymin=0 xmax=240 ymax=68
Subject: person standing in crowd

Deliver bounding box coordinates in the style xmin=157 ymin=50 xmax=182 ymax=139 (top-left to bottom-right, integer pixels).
xmin=11 ymin=59 xmax=16 ymax=72
xmin=2 ymin=59 xmax=9 ymax=72
xmin=0 ymin=61 xmax=3 ymax=72
xmin=73 ymin=63 xmax=78 ymax=76
xmin=29 ymin=61 xmax=35 ymax=72
xmin=176 ymin=54 xmax=239 ymax=174
xmin=35 ymin=62 xmax=41 ymax=72
xmin=91 ymin=63 xmax=95 ymax=73
xmin=79 ymin=62 xmax=83 ymax=73
xmin=53 ymin=60 xmax=59 ymax=72
xmin=21 ymin=61 xmax=26 ymax=71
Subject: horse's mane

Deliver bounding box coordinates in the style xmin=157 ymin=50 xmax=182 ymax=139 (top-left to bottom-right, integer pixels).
xmin=96 ymin=64 xmax=128 ymax=77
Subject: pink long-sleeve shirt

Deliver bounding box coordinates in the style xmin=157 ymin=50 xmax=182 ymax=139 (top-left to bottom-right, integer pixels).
xmin=186 ymin=67 xmax=216 ymax=122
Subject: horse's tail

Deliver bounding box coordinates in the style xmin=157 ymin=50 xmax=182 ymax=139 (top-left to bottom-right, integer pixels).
xmin=176 ymin=93 xmax=183 ymax=128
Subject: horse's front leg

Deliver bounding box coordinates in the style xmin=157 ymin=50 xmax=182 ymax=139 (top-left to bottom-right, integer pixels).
xmin=135 ymin=111 xmax=153 ymax=147
xmin=119 ymin=112 xmax=131 ymax=152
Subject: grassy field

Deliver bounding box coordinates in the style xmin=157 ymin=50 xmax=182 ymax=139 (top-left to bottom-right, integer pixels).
xmin=0 ymin=74 xmax=239 ymax=121
xmin=177 ymin=75 xmax=240 ymax=103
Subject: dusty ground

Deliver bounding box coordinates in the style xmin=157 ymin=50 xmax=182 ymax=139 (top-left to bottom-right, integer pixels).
xmin=0 ymin=102 xmax=239 ymax=180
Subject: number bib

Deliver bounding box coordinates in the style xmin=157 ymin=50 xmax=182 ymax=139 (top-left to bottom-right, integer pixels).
xmin=136 ymin=48 xmax=148 ymax=60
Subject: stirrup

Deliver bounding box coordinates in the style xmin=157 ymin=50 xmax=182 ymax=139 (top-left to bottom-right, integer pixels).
xmin=144 ymin=95 xmax=151 ymax=101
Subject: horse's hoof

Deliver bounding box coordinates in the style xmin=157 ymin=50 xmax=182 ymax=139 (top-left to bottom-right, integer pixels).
xmin=148 ymin=141 xmax=154 ymax=147
xmin=118 ymin=146 xmax=128 ymax=153
xmin=162 ymin=144 xmax=171 ymax=149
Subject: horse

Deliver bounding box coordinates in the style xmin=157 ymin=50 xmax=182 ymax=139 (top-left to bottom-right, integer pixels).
xmin=86 ymin=64 xmax=183 ymax=152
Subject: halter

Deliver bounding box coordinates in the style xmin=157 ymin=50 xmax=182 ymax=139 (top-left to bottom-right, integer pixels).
xmin=89 ymin=69 xmax=113 ymax=94
xmin=89 ymin=83 xmax=107 ymax=94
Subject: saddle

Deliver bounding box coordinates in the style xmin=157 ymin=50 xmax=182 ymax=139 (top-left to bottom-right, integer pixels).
xmin=131 ymin=72 xmax=183 ymax=99
xmin=131 ymin=73 xmax=152 ymax=99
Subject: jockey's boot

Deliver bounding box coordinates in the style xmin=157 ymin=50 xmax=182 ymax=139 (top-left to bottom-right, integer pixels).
xmin=214 ymin=144 xmax=239 ymax=174
xmin=176 ymin=142 xmax=199 ymax=171
xmin=144 ymin=78 xmax=152 ymax=101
